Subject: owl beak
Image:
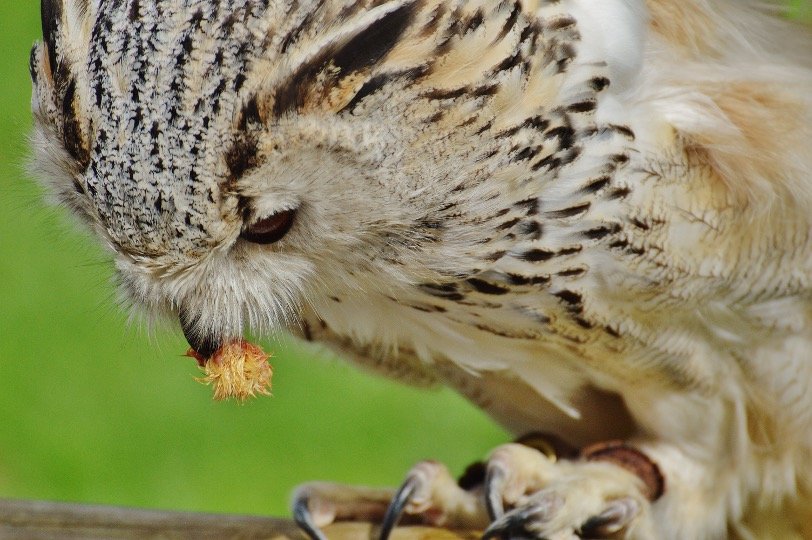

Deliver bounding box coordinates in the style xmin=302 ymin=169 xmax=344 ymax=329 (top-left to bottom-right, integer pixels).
xmin=178 ymin=307 xmax=220 ymax=360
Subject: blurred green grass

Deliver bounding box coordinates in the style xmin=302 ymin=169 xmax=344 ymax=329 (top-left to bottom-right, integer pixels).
xmin=789 ymin=0 xmax=812 ymax=19
xmin=1 ymin=0 xmax=809 ymax=521
xmin=0 ymin=3 xmax=506 ymax=517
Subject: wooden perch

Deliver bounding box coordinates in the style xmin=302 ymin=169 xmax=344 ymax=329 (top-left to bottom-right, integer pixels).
xmin=0 ymin=498 xmax=480 ymax=539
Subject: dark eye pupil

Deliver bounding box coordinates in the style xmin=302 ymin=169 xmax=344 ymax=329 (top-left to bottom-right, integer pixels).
xmin=240 ymin=209 xmax=296 ymax=244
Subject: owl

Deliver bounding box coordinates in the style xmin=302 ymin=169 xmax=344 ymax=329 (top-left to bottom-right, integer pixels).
xmin=29 ymin=0 xmax=812 ymax=538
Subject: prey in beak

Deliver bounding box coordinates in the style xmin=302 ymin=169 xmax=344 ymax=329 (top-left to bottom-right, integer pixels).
xmin=179 ymin=309 xmax=273 ymax=402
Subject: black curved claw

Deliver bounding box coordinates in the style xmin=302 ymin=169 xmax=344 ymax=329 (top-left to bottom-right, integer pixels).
xmin=482 ymin=506 xmax=537 ymax=540
xmin=484 ymin=464 xmax=506 ymax=522
xmin=579 ymin=498 xmax=640 ymax=537
xmin=291 ymin=492 xmax=328 ymax=540
xmin=378 ymin=475 xmax=419 ymax=540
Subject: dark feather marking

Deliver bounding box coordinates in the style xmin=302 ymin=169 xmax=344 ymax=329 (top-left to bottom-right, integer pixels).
xmin=582 ymin=176 xmax=611 ymax=194
xmin=465 ymin=9 xmax=485 ymax=32
xmin=233 ymin=72 xmax=247 ymax=92
xmin=559 ymin=146 xmax=582 ymax=166
xmin=525 ymin=115 xmax=550 ymax=132
xmin=557 ymin=267 xmax=585 ymax=277
xmin=129 ymin=0 xmax=140 ymax=21
xmin=494 ymin=3 xmax=522 ymax=43
xmin=573 ymin=316 xmax=594 ymax=329
xmin=518 ymin=18 xmax=535 ymax=41
xmin=456 ymin=115 xmax=479 ymax=129
xmin=493 ymin=50 xmax=524 ymax=73
xmin=605 ymin=325 xmax=621 ymax=338
xmin=609 ymin=124 xmax=636 ymax=140
xmin=471 ymin=83 xmax=499 ymax=97
xmin=41 ymin=0 xmax=62 ymax=81
xmin=545 ymin=125 xmax=575 ymax=150
xmin=506 ymin=273 xmax=550 ymax=286
xmin=582 ymin=224 xmax=620 ymax=240
xmin=520 ymin=249 xmax=555 ymax=262
xmin=28 ymin=45 xmax=39 ymax=86
xmin=475 ymin=121 xmax=494 ymax=135
xmin=340 ymin=73 xmax=391 ymax=112
xmin=589 ymin=77 xmax=610 ymax=92
xmin=274 ymin=2 xmax=418 ymax=118
xmin=630 ymin=218 xmax=650 ymax=230
xmin=546 ymin=202 xmax=590 ymax=219
xmin=280 ymin=8 xmax=317 ymax=53
xmin=238 ymin=95 xmax=261 ymax=130
xmin=495 ymin=124 xmax=523 ymax=138
xmin=533 ymin=155 xmax=560 ymax=171
xmin=514 ymin=197 xmax=539 ymax=215
xmin=478 ymin=148 xmax=500 ymax=161
xmin=611 ymin=153 xmax=630 ymax=165
xmin=497 ymin=217 xmax=521 ymax=230
xmin=518 ymin=220 xmax=542 ymax=239
xmin=557 ymin=246 xmax=582 ymax=256
xmin=513 ymin=145 xmax=540 ymax=162
xmin=609 ymin=187 xmax=631 ymax=200
xmin=427 ymin=110 xmax=445 ymax=123
xmin=409 ymin=303 xmax=445 ymax=313
xmin=554 ymin=289 xmax=582 ymax=306
xmin=609 ymin=239 xmax=645 ymax=256
xmin=331 ymin=3 xmax=418 ymax=74
xmin=548 ymin=15 xmax=577 ymax=31
xmin=62 ymin=79 xmax=90 ymax=168
xmin=343 ymin=68 xmax=433 ymax=112
xmin=474 ymin=324 xmax=527 ymax=339
xmin=225 ymin=135 xmax=259 ymax=180
xmin=421 ymin=282 xmax=464 ymax=302
xmin=423 ymin=86 xmax=468 ymax=100
xmin=566 ymin=100 xmax=597 ymax=113
xmin=556 ymin=43 xmax=577 ymax=72
xmin=467 ymin=278 xmax=509 ymax=295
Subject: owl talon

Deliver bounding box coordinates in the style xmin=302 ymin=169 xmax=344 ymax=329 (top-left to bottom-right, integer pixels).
xmin=482 ymin=501 xmax=559 ymax=540
xmin=484 ymin=463 xmax=507 ymax=521
xmin=483 ymin=495 xmax=639 ymax=539
xmin=579 ymin=498 xmax=641 ymax=537
xmin=290 ymin=482 xmax=395 ymax=538
xmin=379 ymin=460 xmax=486 ymax=536
xmin=378 ymin=474 xmax=420 ymax=540
xmin=291 ymin=490 xmax=329 ymax=540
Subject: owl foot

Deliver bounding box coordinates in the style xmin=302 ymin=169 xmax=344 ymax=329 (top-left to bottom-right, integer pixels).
xmin=292 ymin=437 xmax=662 ymax=540
xmin=292 ymin=482 xmax=395 ymax=540
xmin=292 ymin=460 xmax=488 ymax=540
xmin=480 ymin=441 xmax=661 ymax=539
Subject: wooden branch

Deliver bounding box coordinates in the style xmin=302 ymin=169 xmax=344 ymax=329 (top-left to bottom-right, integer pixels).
xmin=0 ymin=499 xmax=479 ymax=539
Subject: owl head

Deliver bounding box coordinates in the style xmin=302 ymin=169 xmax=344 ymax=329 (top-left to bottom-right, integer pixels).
xmin=30 ymin=0 xmax=611 ymax=353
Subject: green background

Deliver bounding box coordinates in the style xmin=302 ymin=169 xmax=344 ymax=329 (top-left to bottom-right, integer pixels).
xmin=1 ymin=0 xmax=809 ymax=520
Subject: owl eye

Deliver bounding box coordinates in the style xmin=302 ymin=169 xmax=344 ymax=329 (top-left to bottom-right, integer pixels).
xmin=240 ymin=208 xmax=297 ymax=245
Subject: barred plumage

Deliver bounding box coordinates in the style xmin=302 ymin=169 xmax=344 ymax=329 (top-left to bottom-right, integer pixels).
xmin=30 ymin=0 xmax=812 ymax=537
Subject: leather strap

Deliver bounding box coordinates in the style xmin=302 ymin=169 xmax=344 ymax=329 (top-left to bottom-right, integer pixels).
xmin=580 ymin=440 xmax=665 ymax=501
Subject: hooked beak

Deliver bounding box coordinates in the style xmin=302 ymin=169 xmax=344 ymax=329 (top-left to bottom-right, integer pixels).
xmin=179 ymin=307 xmax=221 ymax=359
